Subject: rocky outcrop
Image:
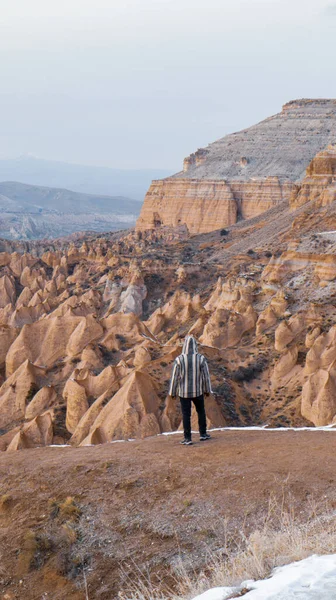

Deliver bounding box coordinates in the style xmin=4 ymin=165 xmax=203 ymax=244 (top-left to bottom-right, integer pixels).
xmin=80 ymin=371 xmax=161 ymax=444
xmin=262 ymin=251 xmax=336 ymax=285
xmin=290 ymin=146 xmax=336 ymax=209
xmin=302 ymin=326 xmax=336 ymax=426
xmin=137 ymin=99 xmax=336 ymax=234
xmin=6 ymin=411 xmax=54 ymax=451
xmin=103 ymin=270 xmax=147 ymax=316
xmin=136 ymin=177 xmax=293 ymax=235
xmin=0 ymin=360 xmax=37 ymax=428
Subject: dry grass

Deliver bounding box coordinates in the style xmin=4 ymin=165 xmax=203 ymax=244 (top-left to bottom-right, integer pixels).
xmin=121 ymin=495 xmax=336 ymax=600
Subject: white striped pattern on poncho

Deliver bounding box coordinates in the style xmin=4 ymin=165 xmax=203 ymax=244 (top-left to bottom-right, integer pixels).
xmin=168 ymin=336 xmax=212 ymax=398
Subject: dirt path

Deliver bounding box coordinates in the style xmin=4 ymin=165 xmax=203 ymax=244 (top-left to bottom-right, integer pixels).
xmin=1 ymin=430 xmax=336 ymax=600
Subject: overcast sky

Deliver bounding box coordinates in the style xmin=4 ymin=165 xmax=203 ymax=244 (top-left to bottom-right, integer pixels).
xmin=0 ymin=0 xmax=336 ymax=170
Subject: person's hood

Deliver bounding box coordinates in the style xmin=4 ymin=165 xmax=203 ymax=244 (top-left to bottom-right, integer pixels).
xmin=182 ymin=335 xmax=198 ymax=355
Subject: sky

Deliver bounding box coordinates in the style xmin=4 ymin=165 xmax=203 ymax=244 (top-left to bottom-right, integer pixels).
xmin=0 ymin=0 xmax=336 ymax=170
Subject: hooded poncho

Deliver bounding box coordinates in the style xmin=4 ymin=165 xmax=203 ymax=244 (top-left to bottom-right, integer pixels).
xmin=168 ymin=336 xmax=212 ymax=398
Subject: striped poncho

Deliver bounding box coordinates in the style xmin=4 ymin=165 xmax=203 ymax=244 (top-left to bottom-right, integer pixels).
xmin=168 ymin=336 xmax=212 ymax=398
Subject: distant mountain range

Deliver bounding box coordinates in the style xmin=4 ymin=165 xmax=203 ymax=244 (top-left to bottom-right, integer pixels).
xmin=0 ymin=156 xmax=171 ymax=201
xmin=0 ymin=181 xmax=141 ymax=240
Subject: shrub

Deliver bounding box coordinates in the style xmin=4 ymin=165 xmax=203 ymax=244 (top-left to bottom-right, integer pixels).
xmin=231 ymin=358 xmax=267 ymax=382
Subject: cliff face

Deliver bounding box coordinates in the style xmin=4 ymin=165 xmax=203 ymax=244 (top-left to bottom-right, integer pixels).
xmin=136 ymin=179 xmax=237 ymax=234
xmin=137 ymin=99 xmax=336 ymax=234
xmin=137 ymin=177 xmax=294 ymax=234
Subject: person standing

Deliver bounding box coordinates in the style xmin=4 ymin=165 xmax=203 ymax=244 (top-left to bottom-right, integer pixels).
xmin=169 ymin=335 xmax=212 ymax=445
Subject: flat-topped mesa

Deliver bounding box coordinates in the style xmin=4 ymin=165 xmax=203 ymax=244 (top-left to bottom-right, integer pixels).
xmin=136 ymin=99 xmax=336 ymax=234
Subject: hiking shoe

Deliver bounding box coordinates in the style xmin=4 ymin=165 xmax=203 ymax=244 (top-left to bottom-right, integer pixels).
xmin=180 ymin=438 xmax=193 ymax=445
xmin=200 ymin=433 xmax=211 ymax=441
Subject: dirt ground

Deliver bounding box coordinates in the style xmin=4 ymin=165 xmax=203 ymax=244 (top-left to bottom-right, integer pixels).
xmin=1 ymin=430 xmax=336 ymax=600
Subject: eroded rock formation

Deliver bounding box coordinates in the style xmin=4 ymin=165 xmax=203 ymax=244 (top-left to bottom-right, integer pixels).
xmin=137 ymin=100 xmax=336 ymax=234
xmin=3 ymin=134 xmax=336 ymax=449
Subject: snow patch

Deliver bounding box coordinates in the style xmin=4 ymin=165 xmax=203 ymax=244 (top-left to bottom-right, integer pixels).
xmin=192 ymin=554 xmax=336 ymax=600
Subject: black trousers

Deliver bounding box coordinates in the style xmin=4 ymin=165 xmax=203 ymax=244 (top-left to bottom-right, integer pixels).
xmin=180 ymin=394 xmax=207 ymax=439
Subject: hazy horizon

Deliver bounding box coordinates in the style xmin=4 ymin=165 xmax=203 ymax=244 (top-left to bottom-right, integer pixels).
xmin=1 ymin=0 xmax=336 ymax=171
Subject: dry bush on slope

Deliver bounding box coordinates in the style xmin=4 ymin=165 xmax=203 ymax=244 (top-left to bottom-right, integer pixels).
xmin=122 ymin=496 xmax=336 ymax=600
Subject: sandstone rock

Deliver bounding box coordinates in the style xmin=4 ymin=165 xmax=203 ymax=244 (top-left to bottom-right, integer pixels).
xmin=9 ymin=304 xmax=48 ymax=328
xmin=291 ymin=146 xmax=336 ymax=210
xmin=0 ymin=360 xmax=36 ymax=428
xmin=301 ymin=326 xmax=336 ymax=425
xmin=16 ymin=287 xmax=33 ymax=308
xmin=302 ymin=369 xmax=336 ymax=426
xmin=146 ymin=290 xmax=202 ymax=336
xmin=78 ymin=345 xmax=104 ymax=370
xmin=79 ymin=426 xmax=107 ymax=446
xmin=136 ymin=178 xmax=238 ymax=235
xmin=200 ymin=305 xmax=257 ymax=349
xmin=9 ymin=252 xmax=37 ymax=278
xmin=103 ymin=278 xmax=122 ymax=308
xmin=256 ymin=292 xmax=289 ymax=335
xmin=274 ymin=314 xmax=305 ymax=352
xmin=0 ymin=275 xmax=16 ymax=308
xmin=100 ymin=312 xmax=153 ymax=352
xmin=262 ymin=251 xmax=336 ymax=285
xmin=70 ymin=392 xmax=111 ymax=446
xmin=0 ymin=426 xmax=21 ymax=451
xmin=0 ymin=303 xmax=14 ymax=326
xmin=0 ymin=326 xmax=17 ymax=367
xmin=66 ymin=315 xmax=104 ymax=357
xmin=103 ymin=271 xmax=147 ymax=316
xmin=134 ymin=344 xmax=152 ymax=368
xmin=81 ymin=370 xmax=161 ymax=443
xmin=0 ymin=252 xmax=11 ymax=267
xmin=205 ymin=277 xmax=255 ymax=313
xmin=305 ymin=326 xmax=336 ymax=375
xmin=305 ymin=327 xmax=321 ymax=349
xmin=64 ymin=378 xmax=89 ymax=434
xmin=6 ymin=313 xmax=85 ymax=376
xmin=119 ymin=281 xmax=147 ymax=316
xmin=25 ymin=386 xmax=59 ymax=420
xmin=230 ymin=178 xmax=293 ymax=221
xmin=7 ymin=411 xmax=53 ymax=451
xmin=272 ymin=345 xmax=299 ymax=386
xmin=20 ymin=266 xmax=46 ymax=289
xmin=256 ymin=306 xmax=277 ymax=335
xmin=72 ymin=364 xmax=127 ymax=398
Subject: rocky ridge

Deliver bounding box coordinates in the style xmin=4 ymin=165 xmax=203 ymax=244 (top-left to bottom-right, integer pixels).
xmin=137 ymin=99 xmax=336 ymax=234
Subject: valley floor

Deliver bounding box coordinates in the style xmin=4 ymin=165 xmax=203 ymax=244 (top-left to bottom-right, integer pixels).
xmin=1 ymin=430 xmax=336 ymax=599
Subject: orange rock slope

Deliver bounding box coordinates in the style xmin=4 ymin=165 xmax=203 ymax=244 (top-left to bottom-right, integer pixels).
xmin=136 ymin=177 xmax=293 ymax=234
